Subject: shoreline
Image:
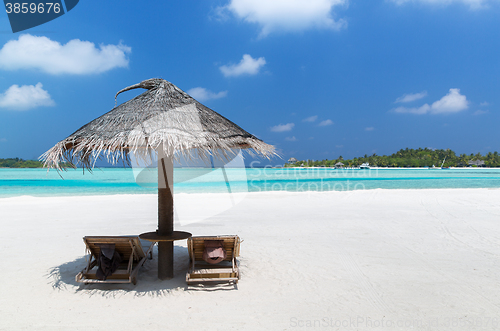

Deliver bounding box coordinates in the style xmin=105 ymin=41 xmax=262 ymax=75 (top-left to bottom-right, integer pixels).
xmin=3 ymin=185 xmax=500 ymax=200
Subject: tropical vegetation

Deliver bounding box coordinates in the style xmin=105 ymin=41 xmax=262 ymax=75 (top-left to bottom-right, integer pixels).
xmin=286 ymin=148 xmax=500 ymax=168
xmin=0 ymin=158 xmax=45 ymax=168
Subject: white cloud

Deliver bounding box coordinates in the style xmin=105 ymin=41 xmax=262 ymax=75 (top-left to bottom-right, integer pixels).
xmin=221 ymin=0 xmax=347 ymax=37
xmin=0 ymin=83 xmax=55 ymax=111
xmin=271 ymin=123 xmax=295 ymax=132
xmin=389 ymin=0 xmax=494 ymax=9
xmin=393 ymin=104 xmax=430 ymax=115
xmin=392 ymin=88 xmax=469 ymax=115
xmin=318 ymin=119 xmax=334 ymax=126
xmin=303 ymin=115 xmax=318 ymax=122
xmin=220 ymin=54 xmax=266 ymax=77
xmin=0 ymin=138 xmax=6 ymax=142
xmin=187 ymin=87 xmax=228 ymax=102
xmin=0 ymin=34 xmax=131 ymax=75
xmin=480 ymin=101 xmax=490 ymax=106
xmin=365 ymin=127 xmax=375 ymax=131
xmin=285 ymin=136 xmax=297 ymax=141
xmin=473 ymin=109 xmax=488 ymax=115
xmin=430 ymin=88 xmax=469 ymax=113
xmin=395 ymin=91 xmax=428 ymax=103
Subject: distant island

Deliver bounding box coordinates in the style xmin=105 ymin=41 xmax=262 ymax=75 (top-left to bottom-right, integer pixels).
xmin=0 ymin=158 xmax=74 ymax=168
xmin=0 ymin=158 xmax=45 ymax=168
xmin=286 ymin=148 xmax=498 ymax=168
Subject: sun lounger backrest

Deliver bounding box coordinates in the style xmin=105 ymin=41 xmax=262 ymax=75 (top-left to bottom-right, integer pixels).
xmin=84 ymin=236 xmax=146 ymax=261
xmin=189 ymin=236 xmax=240 ymax=262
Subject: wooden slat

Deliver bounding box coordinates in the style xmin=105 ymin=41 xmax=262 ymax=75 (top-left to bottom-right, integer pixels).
xmin=82 ymin=269 xmax=131 ymax=280
xmin=78 ymin=278 xmax=133 ymax=284
xmin=189 ymin=273 xmax=237 ymax=279
xmin=190 ymin=267 xmax=235 ymax=274
xmin=186 ymin=277 xmax=239 ymax=283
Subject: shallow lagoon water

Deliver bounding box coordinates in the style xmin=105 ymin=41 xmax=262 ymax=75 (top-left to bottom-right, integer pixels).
xmin=1 ymin=167 xmax=500 ymax=197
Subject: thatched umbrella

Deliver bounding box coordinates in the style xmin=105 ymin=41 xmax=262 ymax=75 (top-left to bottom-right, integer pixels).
xmin=41 ymin=78 xmax=276 ymax=280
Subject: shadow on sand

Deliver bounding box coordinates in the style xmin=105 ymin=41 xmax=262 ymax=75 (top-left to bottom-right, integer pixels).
xmin=46 ymin=245 xmax=237 ymax=297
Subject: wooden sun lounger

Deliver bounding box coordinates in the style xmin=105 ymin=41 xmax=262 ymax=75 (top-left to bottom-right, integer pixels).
xmin=186 ymin=235 xmax=241 ymax=284
xmin=76 ymin=236 xmax=154 ymax=285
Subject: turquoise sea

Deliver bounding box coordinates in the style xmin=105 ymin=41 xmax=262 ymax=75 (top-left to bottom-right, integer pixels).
xmin=2 ymin=167 xmax=500 ymax=198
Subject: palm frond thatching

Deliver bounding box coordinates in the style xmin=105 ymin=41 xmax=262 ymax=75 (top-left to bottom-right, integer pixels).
xmin=41 ymin=78 xmax=277 ymax=169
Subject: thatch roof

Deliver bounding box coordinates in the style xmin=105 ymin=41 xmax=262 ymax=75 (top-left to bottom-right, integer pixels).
xmin=41 ymin=78 xmax=277 ymax=169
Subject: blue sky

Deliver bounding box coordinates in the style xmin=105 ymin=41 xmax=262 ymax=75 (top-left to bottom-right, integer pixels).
xmin=0 ymin=0 xmax=499 ymax=165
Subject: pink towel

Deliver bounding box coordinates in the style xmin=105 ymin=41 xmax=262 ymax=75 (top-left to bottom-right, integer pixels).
xmin=203 ymin=240 xmax=227 ymax=264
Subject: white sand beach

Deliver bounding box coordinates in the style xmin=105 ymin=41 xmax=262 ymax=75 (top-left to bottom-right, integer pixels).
xmin=1 ymin=188 xmax=500 ymax=330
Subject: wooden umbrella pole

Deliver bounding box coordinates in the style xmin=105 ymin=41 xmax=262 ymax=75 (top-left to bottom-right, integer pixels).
xmin=158 ymin=148 xmax=174 ymax=279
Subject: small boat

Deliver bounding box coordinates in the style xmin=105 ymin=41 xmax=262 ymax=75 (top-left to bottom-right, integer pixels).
xmin=360 ymin=162 xmax=370 ymax=169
